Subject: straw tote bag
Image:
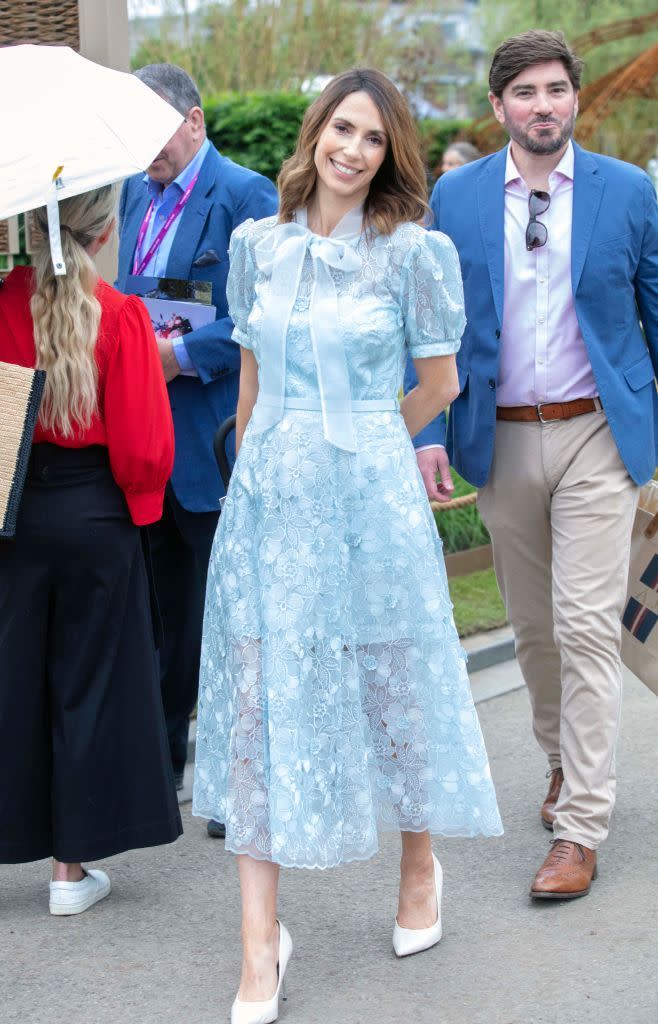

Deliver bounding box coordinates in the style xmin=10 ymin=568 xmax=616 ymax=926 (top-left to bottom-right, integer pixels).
xmin=621 ymin=479 xmax=658 ymax=696
xmin=0 ymin=361 xmax=46 ymax=538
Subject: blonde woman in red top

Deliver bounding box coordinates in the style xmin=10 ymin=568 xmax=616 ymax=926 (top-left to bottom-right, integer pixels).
xmin=0 ymin=186 xmax=182 ymax=915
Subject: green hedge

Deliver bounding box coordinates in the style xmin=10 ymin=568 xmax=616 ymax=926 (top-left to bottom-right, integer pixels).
xmin=203 ymin=92 xmax=471 ymax=184
xmin=204 ymin=93 xmax=312 ymax=182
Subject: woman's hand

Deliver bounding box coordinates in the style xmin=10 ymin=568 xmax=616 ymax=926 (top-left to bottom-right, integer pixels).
xmin=416 ymin=446 xmax=455 ymax=503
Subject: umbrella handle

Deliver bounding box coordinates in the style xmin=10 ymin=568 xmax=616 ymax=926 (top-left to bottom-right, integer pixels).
xmin=213 ymin=414 xmax=237 ymax=491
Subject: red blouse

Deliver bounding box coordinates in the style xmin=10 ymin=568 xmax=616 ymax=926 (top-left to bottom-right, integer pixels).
xmin=0 ymin=267 xmax=174 ymax=526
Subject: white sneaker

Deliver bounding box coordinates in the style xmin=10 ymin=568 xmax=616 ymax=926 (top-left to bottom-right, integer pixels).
xmin=49 ymin=869 xmax=111 ymax=916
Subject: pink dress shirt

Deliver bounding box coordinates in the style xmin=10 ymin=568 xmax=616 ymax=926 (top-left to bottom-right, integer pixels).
xmin=498 ymin=142 xmax=598 ymax=407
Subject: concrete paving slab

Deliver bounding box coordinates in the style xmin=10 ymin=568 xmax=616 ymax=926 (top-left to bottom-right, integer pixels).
xmin=2 ymin=669 xmax=657 ymax=1024
xmin=462 ymin=625 xmax=515 ymax=674
xmin=470 ymin=655 xmax=525 ymax=704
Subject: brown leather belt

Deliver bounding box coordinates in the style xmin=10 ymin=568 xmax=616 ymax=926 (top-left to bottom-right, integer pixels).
xmin=496 ymin=397 xmax=601 ymax=423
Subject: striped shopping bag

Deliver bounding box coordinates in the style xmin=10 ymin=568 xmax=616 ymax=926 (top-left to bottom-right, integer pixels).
xmin=621 ymin=480 xmax=658 ymax=696
xmin=0 ymin=361 xmax=46 ymax=538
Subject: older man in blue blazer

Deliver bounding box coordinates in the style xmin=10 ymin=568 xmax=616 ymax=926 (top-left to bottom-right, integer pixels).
xmin=407 ymin=31 xmax=658 ymax=899
xmin=117 ymin=65 xmax=277 ymax=798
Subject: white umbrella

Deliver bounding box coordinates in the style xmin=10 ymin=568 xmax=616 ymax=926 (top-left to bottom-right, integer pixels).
xmin=0 ymin=44 xmax=183 ymax=273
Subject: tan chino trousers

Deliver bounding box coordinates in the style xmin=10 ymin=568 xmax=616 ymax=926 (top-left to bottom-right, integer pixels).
xmin=477 ymin=410 xmax=639 ymax=848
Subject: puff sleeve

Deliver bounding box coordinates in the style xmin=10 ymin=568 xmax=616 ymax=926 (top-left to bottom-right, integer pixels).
xmin=400 ymin=229 xmax=466 ymax=359
xmin=226 ymin=219 xmax=257 ymax=350
xmin=103 ymin=295 xmax=175 ymax=525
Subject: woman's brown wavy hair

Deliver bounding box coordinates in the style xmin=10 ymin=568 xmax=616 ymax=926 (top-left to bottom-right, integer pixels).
xmin=278 ymin=68 xmax=429 ymax=235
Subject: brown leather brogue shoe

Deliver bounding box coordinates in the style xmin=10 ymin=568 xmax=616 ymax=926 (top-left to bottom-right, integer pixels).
xmin=530 ymin=840 xmax=597 ymax=900
xmin=540 ymin=767 xmax=563 ymax=830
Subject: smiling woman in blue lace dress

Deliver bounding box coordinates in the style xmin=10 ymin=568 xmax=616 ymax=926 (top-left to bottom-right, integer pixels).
xmin=193 ymin=68 xmax=502 ymax=1024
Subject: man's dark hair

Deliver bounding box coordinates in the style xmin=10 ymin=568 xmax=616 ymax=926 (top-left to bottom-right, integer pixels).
xmin=489 ymin=30 xmax=584 ymax=98
xmin=134 ymin=63 xmax=202 ymax=116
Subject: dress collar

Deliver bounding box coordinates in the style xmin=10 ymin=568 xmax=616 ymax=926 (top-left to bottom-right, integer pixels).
xmin=294 ymin=203 xmax=365 ymax=242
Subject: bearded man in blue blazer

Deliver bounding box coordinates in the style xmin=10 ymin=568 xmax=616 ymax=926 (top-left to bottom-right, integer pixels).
xmin=117 ymin=65 xmax=278 ymax=799
xmin=407 ymin=31 xmax=658 ymax=898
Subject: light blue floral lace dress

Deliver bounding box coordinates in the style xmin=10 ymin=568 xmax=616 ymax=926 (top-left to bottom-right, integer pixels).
xmin=193 ymin=205 xmax=502 ymax=867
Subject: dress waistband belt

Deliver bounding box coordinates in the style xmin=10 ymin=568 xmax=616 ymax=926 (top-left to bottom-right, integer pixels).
xmin=256 ymin=395 xmax=399 ymax=413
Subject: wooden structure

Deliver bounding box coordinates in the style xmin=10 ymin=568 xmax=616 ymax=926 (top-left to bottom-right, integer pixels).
xmin=0 ymin=1 xmax=81 ymax=49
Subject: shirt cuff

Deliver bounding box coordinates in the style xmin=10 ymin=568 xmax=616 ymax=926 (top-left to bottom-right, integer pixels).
xmin=173 ymin=337 xmax=198 ymax=377
xmin=124 ymin=489 xmax=166 ymax=526
xmin=416 ymin=444 xmax=445 ymax=453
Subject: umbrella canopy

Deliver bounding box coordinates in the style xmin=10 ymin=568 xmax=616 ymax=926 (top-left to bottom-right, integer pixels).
xmin=0 ymin=44 xmax=183 ymax=221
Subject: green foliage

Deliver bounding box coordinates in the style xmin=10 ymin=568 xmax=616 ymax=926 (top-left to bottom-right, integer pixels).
xmin=379 ymin=4 xmax=482 ymax=115
xmin=196 ymin=0 xmax=386 ymax=94
xmin=434 ymin=470 xmax=490 ymax=555
xmin=130 ymin=0 xmax=481 ymax=121
xmin=131 ymin=39 xmax=186 ymax=71
xmin=132 ymin=0 xmax=390 ymax=95
xmin=417 ymin=119 xmax=473 ymax=182
xmin=448 ymin=568 xmax=507 ymax=637
xmin=204 ymin=93 xmax=311 ymax=181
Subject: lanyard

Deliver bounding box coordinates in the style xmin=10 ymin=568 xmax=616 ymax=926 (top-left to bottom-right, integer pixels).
xmin=132 ymin=172 xmax=199 ymax=276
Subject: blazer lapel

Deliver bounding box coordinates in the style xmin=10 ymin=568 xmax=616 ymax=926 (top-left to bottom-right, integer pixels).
xmin=165 ymin=145 xmax=219 ymax=280
xmin=476 ymin=148 xmax=507 ymax=327
xmin=571 ymin=143 xmax=604 ymax=294
xmin=121 ymin=182 xmax=151 ymax=279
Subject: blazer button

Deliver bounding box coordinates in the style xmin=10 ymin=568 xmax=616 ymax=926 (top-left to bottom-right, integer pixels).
xmin=488 ymin=379 xmax=496 ymax=390
xmin=495 ymin=328 xmax=501 ymax=339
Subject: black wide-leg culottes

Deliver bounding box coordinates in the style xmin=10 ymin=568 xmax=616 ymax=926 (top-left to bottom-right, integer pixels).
xmin=0 ymin=444 xmax=182 ymax=864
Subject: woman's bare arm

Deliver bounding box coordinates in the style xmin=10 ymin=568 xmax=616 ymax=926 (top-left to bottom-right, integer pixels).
xmin=235 ymin=347 xmax=259 ymax=455
xmin=400 ymin=353 xmax=459 ymax=440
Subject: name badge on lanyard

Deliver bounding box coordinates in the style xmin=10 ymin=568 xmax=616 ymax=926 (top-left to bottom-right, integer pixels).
xmin=132 ymin=172 xmax=199 ymax=277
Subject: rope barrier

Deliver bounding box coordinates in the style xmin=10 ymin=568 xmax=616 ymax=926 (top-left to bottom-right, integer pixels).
xmin=430 ymin=491 xmax=478 ymax=513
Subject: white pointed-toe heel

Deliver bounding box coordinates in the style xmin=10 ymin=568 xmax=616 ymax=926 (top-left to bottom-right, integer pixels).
xmin=393 ymin=853 xmax=443 ymax=958
xmin=231 ymin=920 xmax=293 ymax=1024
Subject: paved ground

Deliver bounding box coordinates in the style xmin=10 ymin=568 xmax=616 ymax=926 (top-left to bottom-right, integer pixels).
xmin=2 ymin=662 xmax=657 ymax=1024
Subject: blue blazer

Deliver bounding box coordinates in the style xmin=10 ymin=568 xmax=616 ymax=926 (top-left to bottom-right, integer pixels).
xmin=117 ymin=144 xmax=278 ymax=512
xmin=407 ymin=143 xmax=658 ymax=487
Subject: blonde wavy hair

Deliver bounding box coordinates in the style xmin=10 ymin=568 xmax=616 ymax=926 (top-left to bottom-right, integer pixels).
xmin=31 ymin=185 xmax=117 ymax=437
xmin=278 ymin=68 xmax=429 ymax=236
